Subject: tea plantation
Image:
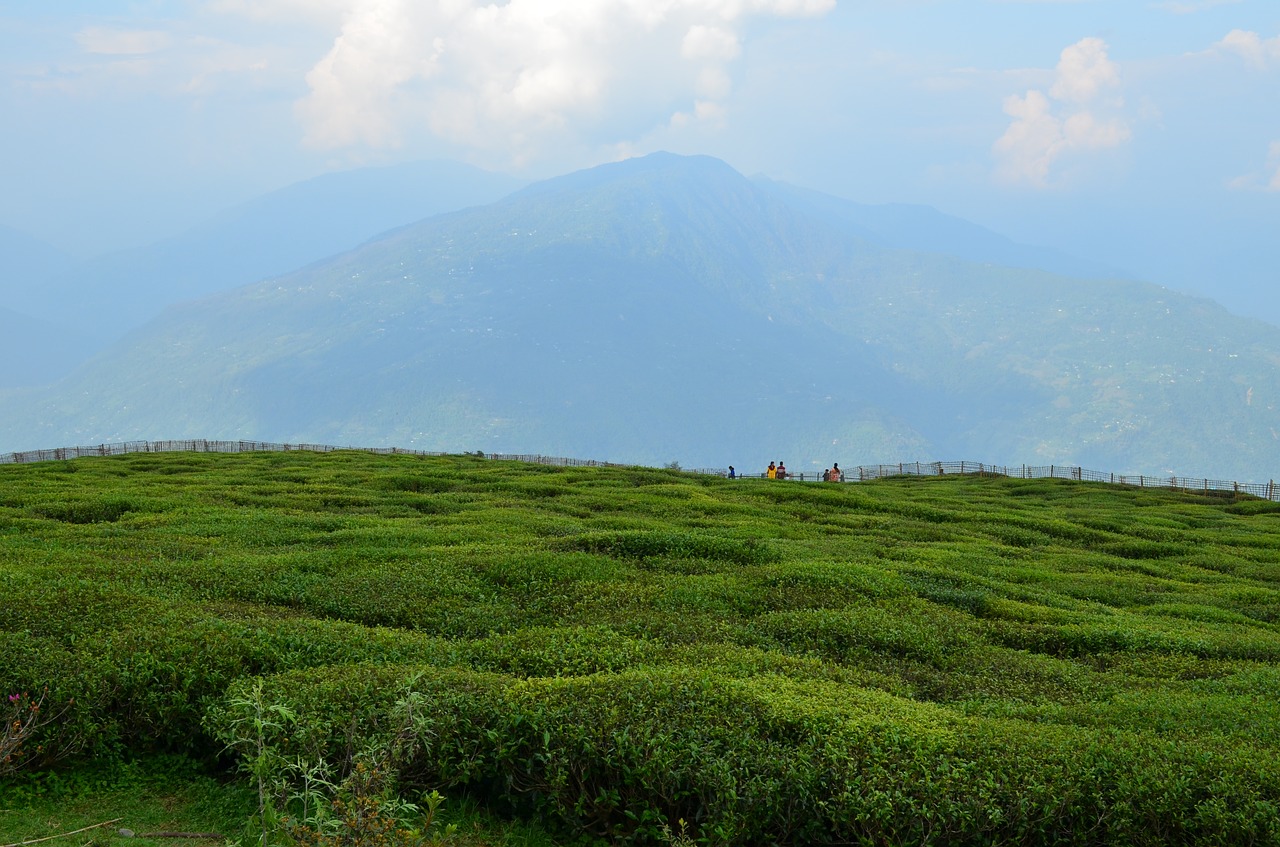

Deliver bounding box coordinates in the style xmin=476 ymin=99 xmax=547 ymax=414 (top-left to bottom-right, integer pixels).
xmin=2 ymin=450 xmax=1279 ymax=846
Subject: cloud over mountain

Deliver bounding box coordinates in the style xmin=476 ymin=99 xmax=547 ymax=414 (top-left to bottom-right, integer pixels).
xmin=994 ymin=37 xmax=1131 ymax=188
xmin=294 ymin=0 xmax=833 ymax=159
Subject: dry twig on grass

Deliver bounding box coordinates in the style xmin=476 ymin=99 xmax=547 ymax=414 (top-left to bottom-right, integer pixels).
xmin=1 ymin=818 xmax=121 ymax=847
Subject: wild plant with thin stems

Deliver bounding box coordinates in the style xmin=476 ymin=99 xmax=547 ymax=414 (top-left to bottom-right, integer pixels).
xmin=2 ymin=686 xmax=73 ymax=778
xmin=216 ymin=675 xmax=455 ymax=847
xmin=218 ymin=680 xmax=299 ymax=847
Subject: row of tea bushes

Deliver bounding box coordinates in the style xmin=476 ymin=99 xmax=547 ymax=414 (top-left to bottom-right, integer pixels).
xmin=211 ymin=663 xmax=1280 ymax=846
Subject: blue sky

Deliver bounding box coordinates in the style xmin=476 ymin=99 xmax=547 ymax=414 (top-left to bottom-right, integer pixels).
xmin=1 ymin=0 xmax=1277 ymax=321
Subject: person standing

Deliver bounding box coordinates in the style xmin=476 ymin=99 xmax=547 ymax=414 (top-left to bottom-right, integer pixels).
xmin=777 ymin=461 xmax=787 ymax=480
xmin=728 ymin=466 xmax=736 ymax=479
xmin=767 ymin=461 xmax=777 ymax=479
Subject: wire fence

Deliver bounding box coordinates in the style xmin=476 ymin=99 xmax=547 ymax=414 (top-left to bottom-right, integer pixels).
xmin=2 ymin=439 xmax=1277 ymax=501
xmin=740 ymin=460 xmax=1279 ymax=501
xmin=0 ymin=440 xmax=635 ymax=469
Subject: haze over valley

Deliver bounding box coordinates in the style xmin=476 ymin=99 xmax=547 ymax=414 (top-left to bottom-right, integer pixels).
xmin=3 ymin=152 xmax=1278 ymax=484
xmin=3 ymin=2 xmax=1277 ymax=482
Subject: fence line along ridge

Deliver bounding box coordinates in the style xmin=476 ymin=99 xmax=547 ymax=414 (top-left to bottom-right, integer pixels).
xmin=3 ymin=439 xmax=1276 ymax=502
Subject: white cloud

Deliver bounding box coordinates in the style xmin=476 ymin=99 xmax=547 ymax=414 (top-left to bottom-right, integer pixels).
xmin=286 ymin=0 xmax=833 ymax=161
xmin=75 ymin=28 xmax=172 ymax=56
xmin=206 ymin=0 xmax=352 ymax=28
xmin=682 ymin=25 xmax=741 ymax=62
xmin=994 ymin=37 xmax=1131 ymax=187
xmin=993 ymin=89 xmax=1059 ymax=186
xmin=1049 ymin=38 xmax=1120 ymax=103
xmin=1153 ymin=0 xmax=1242 ymax=13
xmin=1211 ymin=29 xmax=1280 ymax=69
xmin=1230 ymin=141 xmax=1280 ymax=192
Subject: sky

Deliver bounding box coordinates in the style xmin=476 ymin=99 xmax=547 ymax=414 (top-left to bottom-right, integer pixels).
xmin=1 ymin=0 xmax=1277 ymax=322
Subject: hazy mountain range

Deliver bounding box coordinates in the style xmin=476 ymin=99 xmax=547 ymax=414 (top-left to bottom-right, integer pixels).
xmin=2 ymin=153 xmax=1277 ymax=481
xmin=0 ymin=160 xmax=523 ymax=388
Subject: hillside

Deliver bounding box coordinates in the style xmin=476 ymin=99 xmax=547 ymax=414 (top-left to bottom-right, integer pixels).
xmin=3 ymin=153 xmax=1279 ymax=480
xmin=2 ymin=450 xmax=1279 ymax=845
xmin=751 ymin=177 xmax=1129 ymax=280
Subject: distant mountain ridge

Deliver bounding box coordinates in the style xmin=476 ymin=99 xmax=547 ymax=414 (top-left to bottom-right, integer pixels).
xmin=0 ymin=161 xmax=524 ymax=388
xmin=752 ymin=179 xmax=1131 ymax=281
xmin=2 ymin=152 xmax=1276 ymax=481
xmin=31 ymin=159 xmax=524 ymax=328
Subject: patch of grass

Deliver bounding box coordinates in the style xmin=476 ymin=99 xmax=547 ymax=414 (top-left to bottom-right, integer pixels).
xmin=0 ymin=756 xmax=252 ymax=847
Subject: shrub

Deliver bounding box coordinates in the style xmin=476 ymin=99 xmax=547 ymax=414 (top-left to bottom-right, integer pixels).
xmin=31 ymin=497 xmax=140 ymax=524
xmin=558 ymin=530 xmax=779 ymax=566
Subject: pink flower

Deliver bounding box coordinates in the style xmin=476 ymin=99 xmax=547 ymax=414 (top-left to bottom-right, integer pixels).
xmin=7 ymin=694 xmax=19 ymax=703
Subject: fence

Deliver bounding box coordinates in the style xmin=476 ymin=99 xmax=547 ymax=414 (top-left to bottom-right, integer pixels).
xmin=2 ymin=440 xmax=1276 ymax=502
xmin=0 ymin=439 xmax=634 ymax=469
xmin=745 ymin=460 xmax=1280 ymax=501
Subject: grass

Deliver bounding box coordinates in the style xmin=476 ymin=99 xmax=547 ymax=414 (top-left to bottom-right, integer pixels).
xmin=1 ymin=451 xmax=1279 ymax=845
xmin=0 ymin=756 xmax=251 ymax=847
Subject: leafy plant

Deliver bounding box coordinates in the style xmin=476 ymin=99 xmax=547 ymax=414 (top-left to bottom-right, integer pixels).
xmin=285 ymin=763 xmax=456 ymax=847
xmin=215 ymin=679 xmax=300 ymax=845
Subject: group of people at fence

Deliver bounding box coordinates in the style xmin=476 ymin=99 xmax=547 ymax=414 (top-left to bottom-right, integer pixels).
xmin=725 ymin=462 xmax=845 ymax=481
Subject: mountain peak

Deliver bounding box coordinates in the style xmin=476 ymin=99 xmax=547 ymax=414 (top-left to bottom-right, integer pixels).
xmin=511 ymin=152 xmax=744 ymax=200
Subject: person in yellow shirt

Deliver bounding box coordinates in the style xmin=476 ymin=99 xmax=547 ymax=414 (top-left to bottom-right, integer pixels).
xmin=767 ymin=461 xmax=777 ymax=479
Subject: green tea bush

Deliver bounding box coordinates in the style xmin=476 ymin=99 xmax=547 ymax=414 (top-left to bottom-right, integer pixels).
xmin=8 ymin=452 xmax=1280 ymax=845
xmin=754 ymin=559 xmax=903 ymax=609
xmin=30 ymin=496 xmax=142 ymax=524
xmin=0 ymin=632 xmax=94 ymax=770
xmin=379 ymin=475 xmax=459 ymax=494
xmin=901 ymin=569 xmax=993 ymax=615
xmin=463 ymin=626 xmax=655 ymax=677
xmin=1099 ymin=539 xmax=1190 ymax=560
xmin=748 ymin=602 xmax=975 ymax=667
xmin=976 ymin=520 xmax=1055 ymax=548
xmin=559 ymin=530 xmax=779 ymax=566
xmin=208 ymin=663 xmax=1280 ymax=846
xmin=1225 ymin=498 xmax=1280 ymax=515
xmin=211 ymin=666 xmax=513 ymax=788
